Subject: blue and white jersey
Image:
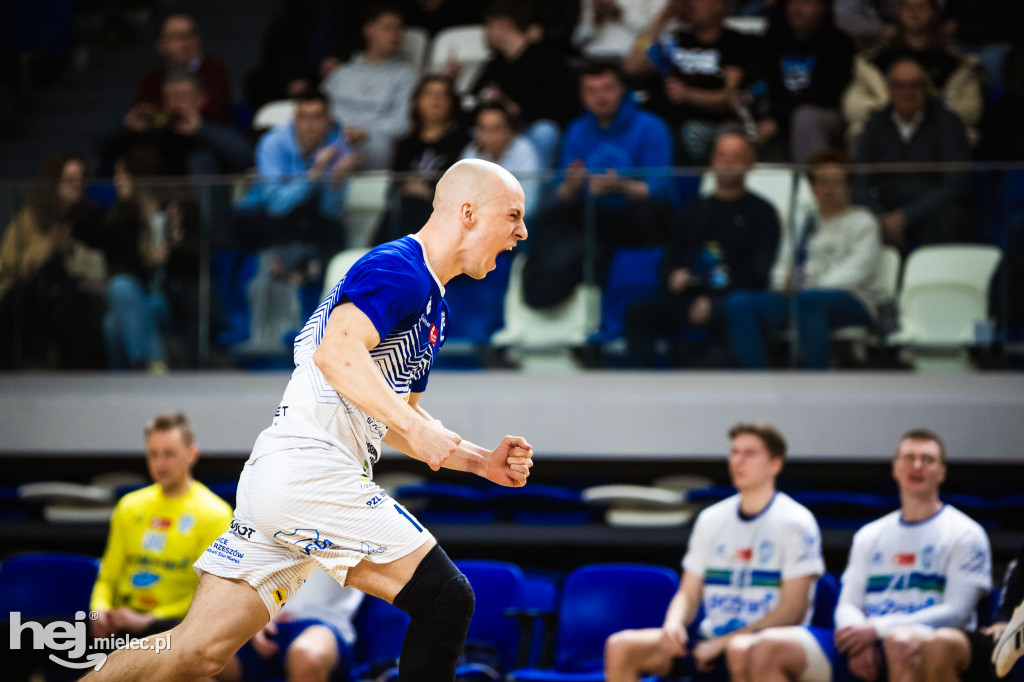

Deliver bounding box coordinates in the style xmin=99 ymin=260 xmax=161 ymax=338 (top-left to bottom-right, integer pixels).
xmin=682 ymin=492 xmax=824 ymax=639
xmin=250 ymin=236 xmax=449 ymax=472
xmin=838 ymin=504 xmax=991 ymax=631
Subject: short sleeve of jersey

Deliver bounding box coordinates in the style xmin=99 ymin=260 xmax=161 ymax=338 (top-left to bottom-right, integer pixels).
xmin=948 ymin=522 xmax=993 ymax=591
xmin=340 ymin=256 xmax=428 ymax=342
xmin=779 ymin=508 xmax=825 ymax=580
xmin=682 ymin=509 xmax=712 ymax=575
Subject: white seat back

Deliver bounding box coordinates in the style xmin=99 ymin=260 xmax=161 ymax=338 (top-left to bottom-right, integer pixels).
xmin=253 ymin=100 xmax=295 ymax=131
xmin=895 ymin=244 xmax=1002 ymax=345
xmin=342 ymin=173 xmax=391 ymax=249
xmin=426 ymin=25 xmax=489 ymax=93
xmin=491 ymin=254 xmax=600 ymax=349
xmin=401 ymin=26 xmax=429 ymax=73
xmin=321 ymin=248 xmax=372 ymax=300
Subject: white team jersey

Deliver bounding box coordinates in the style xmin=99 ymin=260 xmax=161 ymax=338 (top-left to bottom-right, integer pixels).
xmin=840 ymin=504 xmax=992 ymax=629
xmin=683 ymin=492 xmax=824 ymax=639
xmin=248 ymin=237 xmax=448 ymax=474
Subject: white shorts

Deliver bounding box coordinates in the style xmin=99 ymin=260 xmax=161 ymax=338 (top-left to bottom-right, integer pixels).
xmin=194 ymin=447 xmax=433 ymax=617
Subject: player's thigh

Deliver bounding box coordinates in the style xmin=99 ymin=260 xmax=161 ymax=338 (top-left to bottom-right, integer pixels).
xmin=173 ymin=573 xmax=271 ymax=663
xmin=284 ymin=624 xmax=341 ymax=674
xmin=344 ymin=536 xmax=437 ymax=603
xmin=606 ymin=627 xmax=675 ymax=675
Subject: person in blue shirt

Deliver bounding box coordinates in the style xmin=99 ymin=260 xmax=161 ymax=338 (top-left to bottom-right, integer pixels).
xmin=521 ymin=61 xmax=678 ymax=309
xmin=235 ymin=89 xmax=358 ymax=273
xmin=84 ymin=160 xmax=534 ymax=682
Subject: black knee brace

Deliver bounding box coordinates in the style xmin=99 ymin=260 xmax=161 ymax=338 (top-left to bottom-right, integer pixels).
xmin=394 ymin=544 xmax=475 ymax=657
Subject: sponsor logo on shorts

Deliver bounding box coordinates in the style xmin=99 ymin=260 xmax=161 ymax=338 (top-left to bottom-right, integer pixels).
xmin=272 ymin=586 xmax=287 ymax=605
xmin=229 ymin=519 xmax=256 ymax=540
xmin=206 ymin=538 xmax=245 ymax=564
xmin=274 ymin=528 xmax=335 ymax=556
xmin=365 ymin=491 xmax=390 ymax=509
xmin=361 ymin=542 xmax=388 ymax=555
xmin=366 ymin=442 xmax=378 ymax=458
xmin=429 ymin=324 xmax=438 ymax=345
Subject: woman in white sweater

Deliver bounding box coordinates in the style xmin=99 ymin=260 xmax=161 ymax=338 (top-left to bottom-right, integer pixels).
xmin=725 ymin=149 xmax=886 ymax=369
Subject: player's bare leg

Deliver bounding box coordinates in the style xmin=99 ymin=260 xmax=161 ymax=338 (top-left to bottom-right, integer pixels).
xmin=604 ymin=628 xmax=674 ymax=682
xmin=80 ymin=574 xmax=269 ymax=682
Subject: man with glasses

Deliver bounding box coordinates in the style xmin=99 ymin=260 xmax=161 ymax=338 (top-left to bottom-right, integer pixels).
xmin=729 ymin=429 xmax=992 ymax=682
xmin=854 ymin=56 xmax=971 ymax=252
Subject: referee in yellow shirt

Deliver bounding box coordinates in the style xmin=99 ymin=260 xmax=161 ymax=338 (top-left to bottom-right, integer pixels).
xmin=90 ymin=413 xmax=233 ymax=640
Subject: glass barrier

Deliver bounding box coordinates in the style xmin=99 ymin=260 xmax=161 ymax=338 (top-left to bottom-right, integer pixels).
xmin=0 ymin=163 xmax=1020 ymax=372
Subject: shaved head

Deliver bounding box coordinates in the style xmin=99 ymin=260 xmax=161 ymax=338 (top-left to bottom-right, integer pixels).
xmin=417 ymin=159 xmax=527 ymax=283
xmin=433 ymin=158 xmax=522 ymax=213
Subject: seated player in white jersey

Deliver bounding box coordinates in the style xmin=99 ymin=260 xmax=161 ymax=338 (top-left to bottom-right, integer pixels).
xmin=736 ymin=429 xmax=992 ymax=682
xmin=217 ymin=569 xmax=363 ymax=682
xmin=82 ymin=159 xmax=533 ymax=682
xmin=604 ymin=423 xmax=825 ymax=682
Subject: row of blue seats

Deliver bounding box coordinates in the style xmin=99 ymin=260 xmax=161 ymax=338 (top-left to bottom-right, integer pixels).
xmin=2 ymin=553 xmax=1019 ymax=681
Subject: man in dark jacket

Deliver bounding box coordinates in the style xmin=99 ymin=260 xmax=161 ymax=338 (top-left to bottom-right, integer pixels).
xmin=624 ymin=129 xmax=780 ymax=367
xmin=754 ymin=0 xmax=855 ymax=162
xmin=855 ymin=56 xmax=971 ymax=252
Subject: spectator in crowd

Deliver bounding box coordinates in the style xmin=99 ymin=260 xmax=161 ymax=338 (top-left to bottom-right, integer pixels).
xmin=374 ymin=74 xmax=469 ymax=245
xmin=855 ymin=56 xmax=971 ymax=252
xmin=733 ymin=429 xmax=991 ymax=682
xmin=915 ymin=533 xmax=1024 ymax=680
xmin=753 ymin=0 xmax=855 ymax=162
xmin=979 ymin=44 xmax=1024 ymax=161
xmin=321 ymin=3 xmax=419 ymax=170
xmin=942 ymin=0 xmax=1024 ymax=91
xmin=843 ymin=0 xmax=983 ymax=147
xmin=461 ymin=102 xmax=543 ymax=218
xmin=605 ymin=423 xmax=823 ymax=682
xmin=90 ymin=413 xmax=232 ymax=641
xmin=237 ymin=89 xmax=356 ymax=272
xmin=106 ymin=70 xmax=252 ymax=177
xmin=625 ymin=0 xmax=748 ymax=165
xmin=218 ymin=569 xmax=363 ymax=682
xmin=833 ymin=0 xmax=900 ymax=48
xmin=244 ymin=1 xmax=368 ymax=112
xmin=102 ymin=147 xmax=200 ymax=372
xmin=573 ymin=0 xmax=668 ymax=62
xmin=521 ymin=61 xmax=677 ymax=310
xmin=402 ymin=0 xmax=484 ymax=34
xmin=623 ymin=129 xmax=779 ymax=368
xmin=469 ymin=0 xmax=579 ymax=166
xmin=726 ymin=149 xmax=885 ymax=370
xmin=0 ymin=152 xmax=106 ymax=369
xmin=133 ymin=13 xmax=231 ymax=124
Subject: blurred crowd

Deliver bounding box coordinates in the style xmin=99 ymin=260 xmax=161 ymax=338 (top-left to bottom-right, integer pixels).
xmin=2 ymin=0 xmax=1023 ymax=370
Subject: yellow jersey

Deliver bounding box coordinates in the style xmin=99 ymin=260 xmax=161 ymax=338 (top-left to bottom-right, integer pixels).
xmin=90 ymin=481 xmax=233 ymax=618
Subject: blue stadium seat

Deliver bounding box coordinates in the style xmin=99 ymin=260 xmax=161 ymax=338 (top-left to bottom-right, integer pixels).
xmin=792 ymin=491 xmax=895 ymax=529
xmin=487 ymin=485 xmax=595 ymax=525
xmin=442 ymin=252 xmax=513 ymax=345
xmin=510 ymin=563 xmax=679 ymax=681
xmin=350 ymin=594 xmax=410 ymax=680
xmin=456 ymin=560 xmax=528 ymax=676
xmin=590 ymin=246 xmax=665 ymax=345
xmin=393 ymin=483 xmax=497 ymax=525
xmin=0 ymin=552 xmax=99 ymax=621
xmin=685 ymin=485 xmax=736 ymax=504
xmin=811 ymin=573 xmax=840 ymax=630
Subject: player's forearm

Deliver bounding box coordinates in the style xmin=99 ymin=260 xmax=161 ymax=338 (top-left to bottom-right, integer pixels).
xmin=664 ymin=591 xmax=695 ymax=628
xmin=314 ymin=340 xmax=420 ymax=437
xmin=834 ymin=602 xmax=868 ymax=629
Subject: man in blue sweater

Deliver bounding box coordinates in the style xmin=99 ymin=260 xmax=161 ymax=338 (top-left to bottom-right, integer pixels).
xmin=523 ymin=61 xmax=678 ymax=309
xmin=237 ymin=90 xmax=357 ymax=258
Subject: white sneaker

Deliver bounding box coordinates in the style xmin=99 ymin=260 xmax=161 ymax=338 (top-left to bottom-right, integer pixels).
xmin=995 ymin=602 xmax=1024 ymax=678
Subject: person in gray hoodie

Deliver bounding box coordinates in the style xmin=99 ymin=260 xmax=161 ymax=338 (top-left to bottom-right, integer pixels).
xmin=321 ymin=3 xmax=418 ymax=170
xmin=725 ymin=148 xmax=885 ymax=369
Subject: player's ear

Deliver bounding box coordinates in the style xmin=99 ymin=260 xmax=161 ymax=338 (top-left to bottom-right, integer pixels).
xmin=460 ymin=201 xmax=474 ymax=226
